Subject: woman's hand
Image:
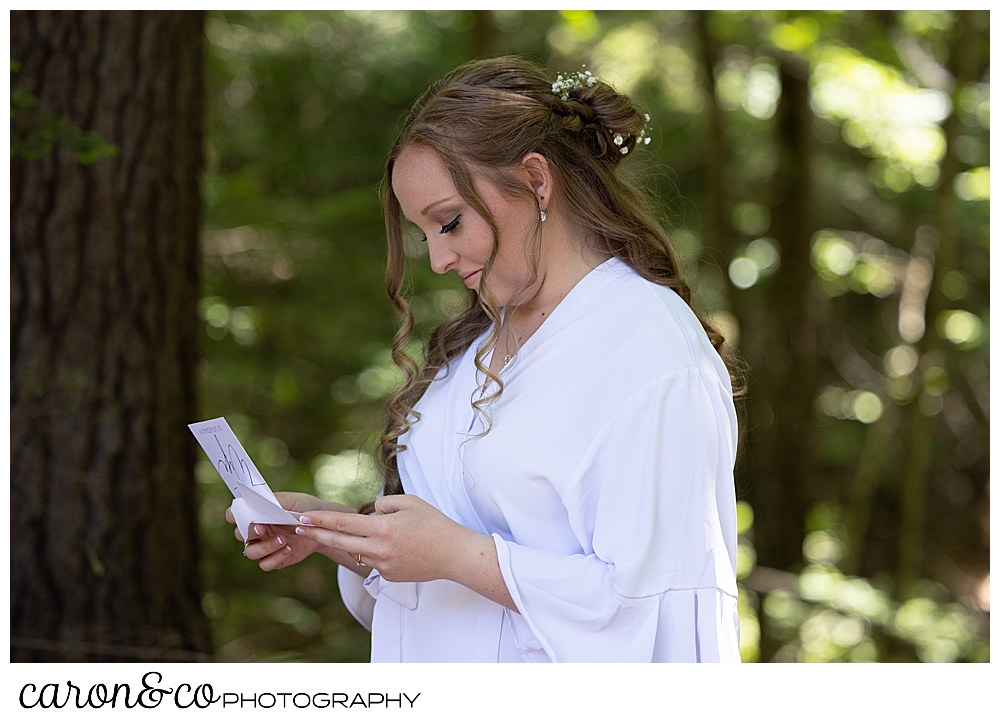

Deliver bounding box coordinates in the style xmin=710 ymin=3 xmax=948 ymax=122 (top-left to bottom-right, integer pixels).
xmin=293 ymin=494 xmax=516 ymax=609
xmin=225 ymin=492 xmax=356 ymax=572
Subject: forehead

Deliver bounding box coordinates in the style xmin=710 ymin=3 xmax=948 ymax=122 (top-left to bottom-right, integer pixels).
xmin=391 ymin=145 xmax=456 ymax=218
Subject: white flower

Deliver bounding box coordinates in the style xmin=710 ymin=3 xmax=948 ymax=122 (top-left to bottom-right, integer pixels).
xmin=552 ymin=69 xmax=599 ymax=100
xmin=644 ymin=113 xmax=650 ymax=122
xmin=644 ymin=137 xmax=651 ymax=144
xmin=613 ymin=134 xmax=624 ymax=146
xmin=621 ymin=147 xmax=628 ymax=154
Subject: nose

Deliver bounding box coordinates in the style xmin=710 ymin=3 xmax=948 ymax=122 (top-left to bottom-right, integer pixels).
xmin=426 ymin=235 xmax=459 ymax=276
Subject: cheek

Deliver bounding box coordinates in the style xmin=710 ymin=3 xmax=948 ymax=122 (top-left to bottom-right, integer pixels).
xmin=470 ymin=232 xmax=496 ymax=262
xmin=495 ymin=221 xmax=534 ymax=275
xmin=459 ymin=216 xmax=494 ymax=260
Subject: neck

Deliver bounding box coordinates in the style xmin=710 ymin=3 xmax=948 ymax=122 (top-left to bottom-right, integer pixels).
xmin=518 ymin=215 xmax=608 ymax=316
xmin=499 ymin=217 xmax=607 ymax=361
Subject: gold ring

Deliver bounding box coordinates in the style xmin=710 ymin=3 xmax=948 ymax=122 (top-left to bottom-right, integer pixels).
xmin=356 ymin=553 xmax=363 ymax=566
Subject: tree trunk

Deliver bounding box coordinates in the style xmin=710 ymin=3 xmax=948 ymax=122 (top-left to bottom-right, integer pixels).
xmin=467 ymin=10 xmax=498 ymax=59
xmin=11 ymin=10 xmax=210 ymax=662
xmin=695 ymin=11 xmax=732 ymax=278
xmin=895 ymin=10 xmax=984 ymax=596
xmin=750 ymin=56 xmax=817 ymax=571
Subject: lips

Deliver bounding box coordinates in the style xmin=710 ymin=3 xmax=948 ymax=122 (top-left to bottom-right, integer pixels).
xmin=462 ymin=269 xmax=482 ymax=289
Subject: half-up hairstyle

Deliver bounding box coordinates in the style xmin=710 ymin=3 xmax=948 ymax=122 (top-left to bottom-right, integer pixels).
xmin=370 ymin=56 xmax=731 ymax=511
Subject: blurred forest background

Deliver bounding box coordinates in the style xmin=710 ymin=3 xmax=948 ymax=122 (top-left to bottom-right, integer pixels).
xmin=11 ymin=10 xmax=990 ymax=663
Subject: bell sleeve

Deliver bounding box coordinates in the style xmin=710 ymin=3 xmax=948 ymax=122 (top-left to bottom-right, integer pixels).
xmin=337 ymin=564 xmax=375 ymax=632
xmin=492 ymin=367 xmax=741 ymax=662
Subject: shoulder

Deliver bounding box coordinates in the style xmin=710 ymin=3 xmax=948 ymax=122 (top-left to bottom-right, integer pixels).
xmin=576 ymin=258 xmax=729 ymax=392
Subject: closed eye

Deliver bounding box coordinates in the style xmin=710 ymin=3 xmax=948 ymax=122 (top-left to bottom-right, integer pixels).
xmin=440 ymin=215 xmax=461 ymax=234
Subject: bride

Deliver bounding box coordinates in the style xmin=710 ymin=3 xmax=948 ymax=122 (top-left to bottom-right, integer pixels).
xmin=229 ymin=56 xmax=741 ymax=663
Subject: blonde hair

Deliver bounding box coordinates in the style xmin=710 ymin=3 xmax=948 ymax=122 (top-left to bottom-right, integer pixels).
xmin=370 ymin=56 xmax=729 ymax=508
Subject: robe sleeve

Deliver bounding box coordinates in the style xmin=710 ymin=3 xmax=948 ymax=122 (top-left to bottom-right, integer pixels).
xmin=492 ymin=367 xmax=741 ymax=662
xmin=336 ymin=564 xmax=375 ymax=632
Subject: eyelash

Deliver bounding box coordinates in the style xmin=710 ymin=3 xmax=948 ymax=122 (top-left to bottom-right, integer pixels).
xmin=420 ymin=215 xmax=461 ymax=243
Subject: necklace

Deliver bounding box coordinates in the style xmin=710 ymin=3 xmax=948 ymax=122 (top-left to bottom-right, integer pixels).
xmin=481 ymin=348 xmax=515 ymax=395
xmin=480 ymin=314 xmax=527 ymax=394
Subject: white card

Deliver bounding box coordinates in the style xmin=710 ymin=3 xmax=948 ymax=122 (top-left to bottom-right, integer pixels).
xmin=188 ymin=417 xmax=301 ymax=540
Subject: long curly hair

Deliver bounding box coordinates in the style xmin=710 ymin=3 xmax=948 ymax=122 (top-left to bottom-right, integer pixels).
xmin=369 ymin=56 xmax=733 ymax=509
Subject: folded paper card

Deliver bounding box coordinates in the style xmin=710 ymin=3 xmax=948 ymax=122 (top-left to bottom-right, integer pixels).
xmin=188 ymin=417 xmax=301 ymax=540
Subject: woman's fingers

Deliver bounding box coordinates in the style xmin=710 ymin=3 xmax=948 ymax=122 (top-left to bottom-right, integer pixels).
xmin=299 ymin=510 xmax=379 ymax=536
xmin=255 ymin=541 xmax=295 ymax=571
xmin=225 ymin=509 xmax=268 ymax=536
xmin=373 ymin=494 xmax=413 ymax=514
xmin=244 ymin=532 xmax=290 ymax=561
xmin=295 ymin=510 xmax=385 ymax=558
xmin=258 ymin=547 xmax=293 ymax=572
xmin=224 ymin=497 xmax=323 ymax=572
xmin=295 ymin=523 xmax=374 ymax=560
xmin=231 ymin=523 xmax=272 ymax=544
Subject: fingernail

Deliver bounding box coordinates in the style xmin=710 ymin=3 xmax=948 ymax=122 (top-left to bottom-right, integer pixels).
xmin=295 ymin=527 xmax=305 ymax=536
xmin=284 ymin=546 xmax=291 ymax=554
xmin=253 ymin=525 xmax=262 ymax=535
xmin=275 ymin=536 xmax=283 ymax=546
xmin=299 ymin=516 xmax=311 ymax=525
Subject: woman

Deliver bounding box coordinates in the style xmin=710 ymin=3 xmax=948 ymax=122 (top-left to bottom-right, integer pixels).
xmin=230 ymin=57 xmax=741 ymax=663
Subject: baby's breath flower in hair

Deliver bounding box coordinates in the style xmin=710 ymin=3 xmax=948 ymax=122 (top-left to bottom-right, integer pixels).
xmin=551 ymin=67 xmax=599 ymax=101
xmin=637 ymin=113 xmax=652 ymax=145
xmin=611 ymin=111 xmax=653 ymax=155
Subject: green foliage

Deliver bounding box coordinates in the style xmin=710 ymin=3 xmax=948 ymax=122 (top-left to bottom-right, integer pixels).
xmin=198 ymin=10 xmax=508 ymax=660
xmin=11 ymin=60 xmax=118 ymax=164
xmin=741 ymin=501 xmax=990 ymax=662
xmin=198 ymin=10 xmax=990 ymax=662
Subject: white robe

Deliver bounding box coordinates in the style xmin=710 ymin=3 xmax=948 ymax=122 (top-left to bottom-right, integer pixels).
xmin=338 ymin=257 xmax=741 ymax=662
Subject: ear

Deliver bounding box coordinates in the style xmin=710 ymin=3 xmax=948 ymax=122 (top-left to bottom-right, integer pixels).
xmin=519 ymin=152 xmax=552 ymax=212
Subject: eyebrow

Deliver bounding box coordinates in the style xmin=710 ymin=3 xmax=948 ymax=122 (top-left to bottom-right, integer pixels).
xmin=421 ymin=196 xmax=458 ymax=215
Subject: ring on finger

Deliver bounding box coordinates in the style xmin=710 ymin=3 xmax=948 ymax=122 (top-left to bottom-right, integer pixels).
xmin=356 ymin=552 xmax=363 ymax=566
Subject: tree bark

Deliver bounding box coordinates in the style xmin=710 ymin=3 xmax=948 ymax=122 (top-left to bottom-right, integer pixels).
xmin=695 ymin=11 xmax=732 ymax=278
xmin=11 ymin=10 xmax=210 ymax=661
xmin=750 ymin=56 xmax=818 ymax=571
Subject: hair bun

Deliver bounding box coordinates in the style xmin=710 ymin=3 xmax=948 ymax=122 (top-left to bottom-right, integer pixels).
xmin=552 ymin=76 xmax=648 ymax=162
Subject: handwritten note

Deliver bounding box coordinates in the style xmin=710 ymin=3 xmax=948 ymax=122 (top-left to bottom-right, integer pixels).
xmin=188 ymin=417 xmax=300 ymax=540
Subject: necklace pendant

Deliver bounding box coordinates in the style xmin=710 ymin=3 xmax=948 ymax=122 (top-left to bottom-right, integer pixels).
xmin=503 ymin=354 xmax=512 ymax=367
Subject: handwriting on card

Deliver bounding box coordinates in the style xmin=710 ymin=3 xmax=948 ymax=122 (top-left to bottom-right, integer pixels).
xmin=211 ymin=434 xmax=265 ymax=488
xmin=187 ymin=417 xmax=301 ymax=541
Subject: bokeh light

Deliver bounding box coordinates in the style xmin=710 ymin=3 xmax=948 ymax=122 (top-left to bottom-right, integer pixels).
xmin=811 ymin=231 xmax=857 ymax=278
xmin=954 ymin=166 xmax=990 ymax=201
xmin=728 ymin=256 xmax=760 ymax=290
xmin=312 ymin=449 xmax=381 ymax=508
xmin=936 ymin=309 xmax=984 ymax=348
xmin=811 ymin=45 xmax=949 ymax=180
xmin=746 ymin=237 xmax=781 ymax=274
xmin=884 ymin=344 xmax=919 ymax=376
